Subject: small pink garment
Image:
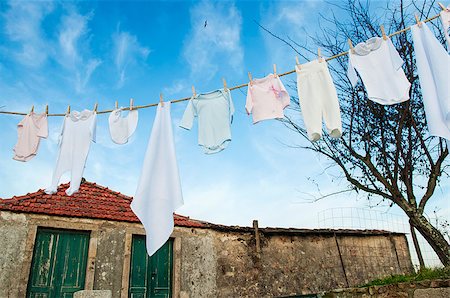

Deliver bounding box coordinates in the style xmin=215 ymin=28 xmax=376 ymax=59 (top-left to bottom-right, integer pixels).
xmin=246 ymin=74 xmax=290 ymax=124
xmin=13 ymin=112 xmax=48 ymax=162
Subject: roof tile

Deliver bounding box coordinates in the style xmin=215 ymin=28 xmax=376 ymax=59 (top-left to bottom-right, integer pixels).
xmin=0 ymin=180 xmax=205 ymax=228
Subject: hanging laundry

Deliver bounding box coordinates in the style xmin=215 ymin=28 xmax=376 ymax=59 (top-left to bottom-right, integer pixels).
xmin=108 ymin=108 xmax=138 ymax=144
xmin=13 ymin=112 xmax=48 ymax=162
xmin=411 ymin=23 xmax=450 ymax=140
xmin=296 ymin=60 xmax=342 ymax=141
xmin=440 ymin=5 xmax=450 ymax=48
xmin=131 ymin=101 xmax=183 ymax=257
xmin=180 ymin=89 xmax=234 ymax=154
xmin=45 ymin=110 xmax=97 ymax=196
xmin=347 ymin=37 xmax=411 ymax=105
xmin=245 ymin=73 xmax=290 ymax=123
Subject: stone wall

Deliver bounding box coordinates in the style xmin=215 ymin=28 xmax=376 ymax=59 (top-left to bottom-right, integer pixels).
xmin=0 ymin=210 xmax=413 ymax=298
xmin=321 ymin=279 xmax=450 ymax=297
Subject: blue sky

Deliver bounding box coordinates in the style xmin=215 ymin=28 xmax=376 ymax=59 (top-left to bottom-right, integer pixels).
xmin=0 ymin=0 xmax=448 ymax=233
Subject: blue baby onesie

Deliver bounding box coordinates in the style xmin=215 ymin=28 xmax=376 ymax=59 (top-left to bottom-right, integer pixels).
xmin=180 ymin=89 xmax=234 ymax=154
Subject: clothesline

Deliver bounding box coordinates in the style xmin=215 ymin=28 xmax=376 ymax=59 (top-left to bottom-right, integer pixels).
xmin=0 ymin=12 xmax=442 ymax=117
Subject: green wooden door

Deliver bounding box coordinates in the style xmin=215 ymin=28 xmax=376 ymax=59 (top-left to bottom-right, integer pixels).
xmin=27 ymin=228 xmax=90 ymax=298
xmin=129 ymin=236 xmax=173 ymax=298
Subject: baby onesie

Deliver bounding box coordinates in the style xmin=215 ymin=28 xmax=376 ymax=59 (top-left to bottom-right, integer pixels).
xmin=347 ymin=37 xmax=411 ymax=105
xmin=108 ymin=108 xmax=138 ymax=144
xmin=180 ymin=89 xmax=234 ymax=154
xmin=45 ymin=110 xmax=97 ymax=196
xmin=246 ymin=74 xmax=290 ymax=123
xmin=411 ymin=23 xmax=450 ymax=140
xmin=13 ymin=112 xmax=48 ymax=161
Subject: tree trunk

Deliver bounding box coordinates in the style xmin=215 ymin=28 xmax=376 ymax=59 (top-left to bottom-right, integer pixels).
xmin=409 ymin=213 xmax=450 ymax=267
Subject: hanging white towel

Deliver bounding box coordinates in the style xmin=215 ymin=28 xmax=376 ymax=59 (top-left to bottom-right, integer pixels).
xmin=440 ymin=5 xmax=450 ymax=48
xmin=108 ymin=108 xmax=138 ymax=144
xmin=411 ymin=23 xmax=450 ymax=140
xmin=131 ymin=101 xmax=183 ymax=256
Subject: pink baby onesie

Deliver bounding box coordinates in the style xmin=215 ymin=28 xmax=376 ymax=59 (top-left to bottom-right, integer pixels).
xmin=245 ymin=74 xmax=290 ymax=124
xmin=13 ymin=112 xmax=48 ymax=162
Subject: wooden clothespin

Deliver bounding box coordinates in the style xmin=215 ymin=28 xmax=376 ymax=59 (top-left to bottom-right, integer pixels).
xmin=415 ymin=14 xmax=422 ymax=28
xmin=348 ymin=38 xmax=355 ymax=54
xmin=45 ymin=104 xmax=48 ymax=115
xmin=222 ymin=78 xmax=228 ymax=91
xmin=192 ymin=85 xmax=196 ymax=97
xmin=66 ymin=105 xmax=71 ymax=115
xmin=30 ymin=105 xmax=34 ymax=114
xmin=318 ymin=48 xmax=323 ymax=62
xmin=273 ymin=64 xmax=277 ymax=76
xmin=160 ymin=93 xmax=164 ymax=107
xmin=115 ymin=100 xmax=118 ymax=109
xmin=130 ymin=98 xmax=134 ymax=110
xmin=438 ymin=2 xmax=447 ymax=11
xmin=295 ymin=56 xmax=300 ymax=66
xmin=93 ymin=103 xmax=98 ymax=112
xmin=248 ymin=71 xmax=253 ymax=85
xmin=380 ymin=25 xmax=387 ymax=40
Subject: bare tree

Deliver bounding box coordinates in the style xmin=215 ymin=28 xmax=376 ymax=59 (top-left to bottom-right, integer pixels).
xmin=267 ymin=0 xmax=449 ymax=266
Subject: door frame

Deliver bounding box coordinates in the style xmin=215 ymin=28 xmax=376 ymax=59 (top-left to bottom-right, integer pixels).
xmin=18 ymin=218 xmax=99 ymax=297
xmin=120 ymin=227 xmax=181 ymax=298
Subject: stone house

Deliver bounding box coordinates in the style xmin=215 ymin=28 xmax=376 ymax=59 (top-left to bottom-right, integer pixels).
xmin=0 ymin=180 xmax=414 ymax=297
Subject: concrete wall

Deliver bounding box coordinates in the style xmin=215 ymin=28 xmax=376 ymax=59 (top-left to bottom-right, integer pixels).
xmin=0 ymin=211 xmax=413 ymax=298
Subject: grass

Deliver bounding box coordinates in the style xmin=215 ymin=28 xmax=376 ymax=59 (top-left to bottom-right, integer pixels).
xmin=361 ymin=266 xmax=450 ymax=287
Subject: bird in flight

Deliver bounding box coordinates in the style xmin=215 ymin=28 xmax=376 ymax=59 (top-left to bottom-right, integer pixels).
xmin=204 ymin=20 xmax=207 ymax=28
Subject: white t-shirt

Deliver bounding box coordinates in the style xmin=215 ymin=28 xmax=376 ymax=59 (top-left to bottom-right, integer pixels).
xmin=108 ymin=108 xmax=138 ymax=144
xmin=45 ymin=110 xmax=97 ymax=196
xmin=347 ymin=37 xmax=411 ymax=105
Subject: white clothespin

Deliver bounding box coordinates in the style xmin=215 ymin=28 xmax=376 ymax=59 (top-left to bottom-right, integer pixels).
xmin=115 ymin=101 xmax=118 ymax=109
xmin=318 ymin=48 xmax=323 ymax=62
xmin=130 ymin=98 xmax=134 ymax=110
xmin=192 ymin=85 xmax=196 ymax=97
xmin=273 ymin=64 xmax=277 ymax=76
xmin=248 ymin=72 xmax=253 ymax=85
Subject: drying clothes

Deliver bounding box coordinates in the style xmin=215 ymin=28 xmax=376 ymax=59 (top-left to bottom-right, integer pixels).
xmin=411 ymin=23 xmax=450 ymax=140
xmin=296 ymin=60 xmax=342 ymax=141
xmin=441 ymin=6 xmax=450 ymax=48
xmin=131 ymin=101 xmax=183 ymax=257
xmin=108 ymin=108 xmax=138 ymax=144
xmin=347 ymin=37 xmax=411 ymax=105
xmin=13 ymin=112 xmax=48 ymax=162
xmin=180 ymin=89 xmax=234 ymax=154
xmin=245 ymin=73 xmax=290 ymax=123
xmin=45 ymin=110 xmax=97 ymax=196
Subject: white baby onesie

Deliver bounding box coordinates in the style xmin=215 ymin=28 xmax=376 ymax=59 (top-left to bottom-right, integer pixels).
xmin=45 ymin=110 xmax=97 ymax=196
xmin=411 ymin=23 xmax=450 ymax=140
xmin=13 ymin=112 xmax=48 ymax=162
xmin=108 ymin=108 xmax=138 ymax=144
xmin=347 ymin=37 xmax=411 ymax=105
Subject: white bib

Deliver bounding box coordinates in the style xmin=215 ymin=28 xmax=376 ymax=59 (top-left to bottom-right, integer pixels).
xmin=108 ymin=108 xmax=138 ymax=144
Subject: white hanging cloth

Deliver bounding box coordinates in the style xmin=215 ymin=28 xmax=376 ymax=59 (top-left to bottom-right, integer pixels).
xmin=131 ymin=101 xmax=183 ymax=256
xmin=411 ymin=23 xmax=450 ymax=140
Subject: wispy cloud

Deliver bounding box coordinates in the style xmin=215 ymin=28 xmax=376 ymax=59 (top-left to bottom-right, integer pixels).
xmin=3 ymin=1 xmax=54 ymax=67
xmin=113 ymin=28 xmax=150 ymax=88
xmin=183 ymin=0 xmax=243 ymax=79
xmin=58 ymin=8 xmax=102 ymax=93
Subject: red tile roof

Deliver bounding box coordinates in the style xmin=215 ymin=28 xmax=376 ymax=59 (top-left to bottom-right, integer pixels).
xmin=0 ymin=180 xmax=205 ymax=228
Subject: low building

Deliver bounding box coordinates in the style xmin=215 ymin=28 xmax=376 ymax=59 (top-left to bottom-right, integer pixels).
xmin=0 ymin=180 xmax=413 ymax=297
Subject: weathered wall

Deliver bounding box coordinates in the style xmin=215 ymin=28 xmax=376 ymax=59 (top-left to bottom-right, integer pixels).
xmin=0 ymin=211 xmax=30 ymax=297
xmin=0 ymin=211 xmax=413 ymax=298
